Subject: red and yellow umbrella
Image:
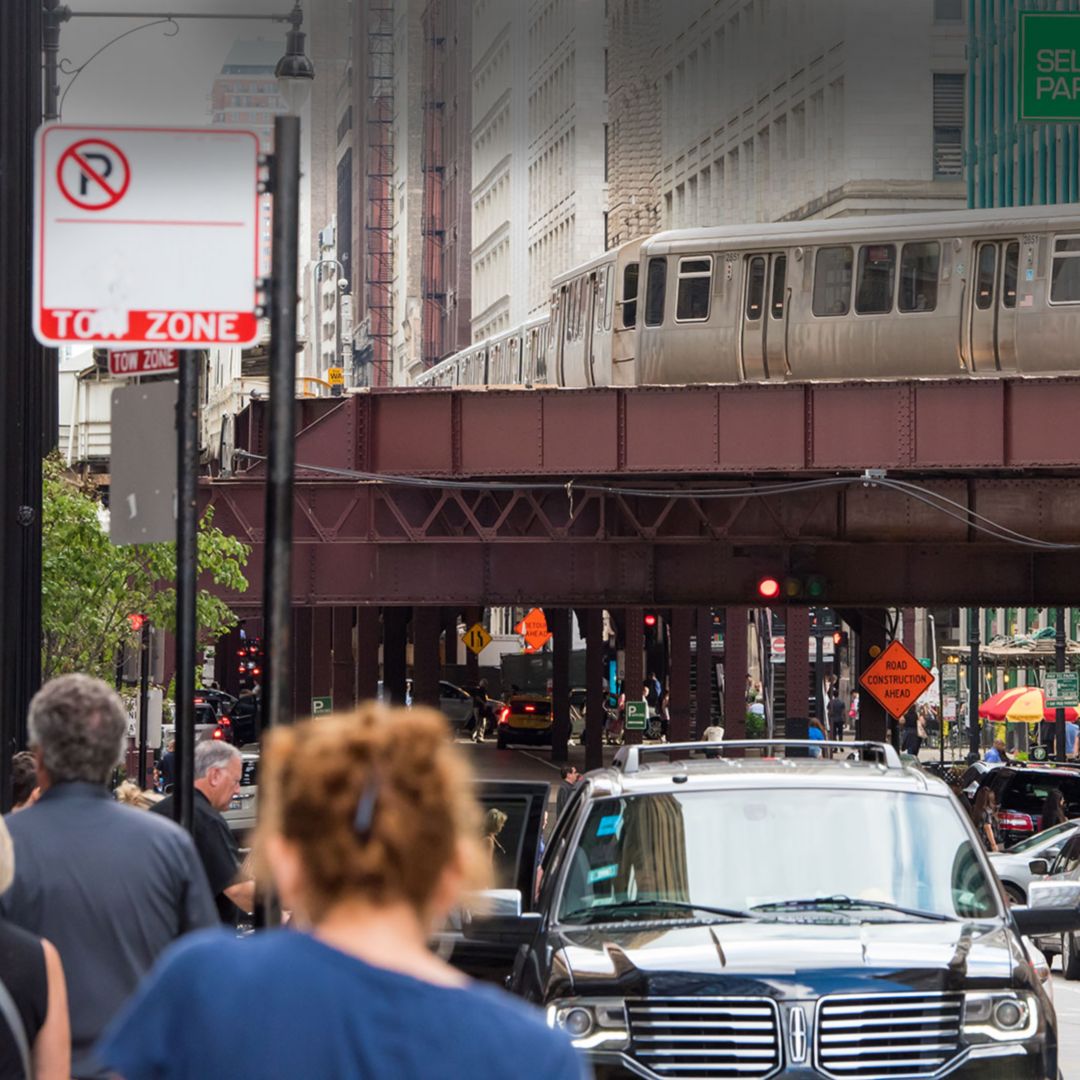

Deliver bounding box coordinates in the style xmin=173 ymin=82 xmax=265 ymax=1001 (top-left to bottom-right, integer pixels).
xmin=980 ymin=686 xmax=1079 ymax=723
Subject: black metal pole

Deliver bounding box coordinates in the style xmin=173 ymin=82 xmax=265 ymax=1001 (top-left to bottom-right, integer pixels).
xmin=137 ymin=618 xmax=150 ymax=788
xmin=262 ymin=113 xmax=301 ymax=740
xmin=256 ymin=114 xmax=300 ymax=930
xmin=172 ymin=357 xmax=199 ymax=833
xmin=968 ymin=608 xmax=981 ymax=762
xmin=813 ymin=622 xmax=825 ymax=730
xmin=41 ymin=2 xmax=66 ymax=122
xmin=1056 ymin=606 xmax=1066 ymax=763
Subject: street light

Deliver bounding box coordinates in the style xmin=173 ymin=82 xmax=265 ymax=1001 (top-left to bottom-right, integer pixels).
xmin=275 ymin=3 xmax=314 ymax=113
xmin=42 ymin=2 xmax=315 ymax=122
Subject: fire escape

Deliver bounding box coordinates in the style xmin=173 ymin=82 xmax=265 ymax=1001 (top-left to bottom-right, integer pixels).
xmin=365 ymin=0 xmax=394 ymax=386
xmin=420 ymin=0 xmax=447 ymax=370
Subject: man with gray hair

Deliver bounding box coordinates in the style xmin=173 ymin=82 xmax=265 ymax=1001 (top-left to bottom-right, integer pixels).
xmin=152 ymin=738 xmax=255 ymax=923
xmin=0 ymin=674 xmax=217 ymax=1079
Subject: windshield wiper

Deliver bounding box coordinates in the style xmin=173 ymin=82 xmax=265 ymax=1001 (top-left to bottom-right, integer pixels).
xmin=561 ymin=899 xmax=753 ymax=924
xmin=750 ymin=895 xmax=954 ymax=922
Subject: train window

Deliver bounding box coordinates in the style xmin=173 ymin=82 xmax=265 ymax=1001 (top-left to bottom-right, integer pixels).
xmin=745 ymin=256 xmax=766 ymax=320
xmin=605 ymin=265 xmax=615 ymax=330
xmin=898 ymin=242 xmax=940 ymax=312
xmin=676 ymin=256 xmax=712 ymax=321
xmin=812 ymin=246 xmax=853 ymax=316
xmin=1002 ymin=242 xmax=1019 ymax=309
xmin=855 ymin=245 xmax=896 ymax=315
xmin=622 ymin=264 xmax=639 ymax=328
xmin=1051 ymin=236 xmax=1080 ymax=303
xmin=596 ymin=270 xmax=606 ymax=331
xmin=770 ymin=256 xmax=787 ymax=319
xmin=975 ymin=244 xmax=996 ymax=309
xmin=644 ymin=257 xmax=667 ymax=326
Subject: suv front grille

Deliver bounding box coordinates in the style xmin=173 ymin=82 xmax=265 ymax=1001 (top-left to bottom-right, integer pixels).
xmin=626 ymin=997 xmax=781 ymax=1079
xmin=816 ymin=992 xmax=963 ymax=1078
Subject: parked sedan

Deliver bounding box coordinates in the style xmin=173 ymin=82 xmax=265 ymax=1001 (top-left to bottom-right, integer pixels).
xmin=1027 ymin=827 xmax=1080 ymax=977
xmin=988 ymin=818 xmax=1080 ymax=904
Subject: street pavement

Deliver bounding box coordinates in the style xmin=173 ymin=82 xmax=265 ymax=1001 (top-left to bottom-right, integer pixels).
xmin=462 ymin=739 xmax=1080 ymax=1073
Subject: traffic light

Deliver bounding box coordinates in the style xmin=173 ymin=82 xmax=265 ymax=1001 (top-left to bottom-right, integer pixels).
xmin=832 ymin=629 xmax=848 ymax=648
xmin=757 ymin=575 xmax=826 ymax=601
xmin=643 ymin=613 xmax=657 ymax=628
xmin=127 ymin=612 xmax=147 ymax=633
xmin=236 ymin=637 xmax=264 ymax=685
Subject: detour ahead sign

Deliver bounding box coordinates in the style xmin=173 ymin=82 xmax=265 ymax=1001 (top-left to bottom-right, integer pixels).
xmin=1020 ymin=13 xmax=1080 ymax=121
xmin=859 ymin=640 xmax=935 ymax=721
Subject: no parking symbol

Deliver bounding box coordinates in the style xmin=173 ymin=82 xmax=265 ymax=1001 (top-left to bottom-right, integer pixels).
xmin=57 ymin=138 xmax=130 ymax=211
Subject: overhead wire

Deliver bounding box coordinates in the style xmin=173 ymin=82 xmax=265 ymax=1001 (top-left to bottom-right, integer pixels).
xmin=230 ymin=450 xmax=1080 ymax=552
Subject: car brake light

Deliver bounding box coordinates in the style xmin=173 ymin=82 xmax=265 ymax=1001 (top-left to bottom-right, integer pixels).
xmin=998 ymin=810 xmax=1034 ymax=833
xmin=524 ymin=704 xmax=536 ymax=713
xmin=498 ymin=707 xmax=510 ymax=725
xmin=219 ymin=717 xmax=231 ymax=726
xmin=212 ymin=728 xmax=224 ymax=740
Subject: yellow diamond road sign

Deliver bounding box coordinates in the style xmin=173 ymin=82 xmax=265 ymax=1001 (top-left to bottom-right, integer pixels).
xmin=462 ymin=623 xmax=491 ymax=656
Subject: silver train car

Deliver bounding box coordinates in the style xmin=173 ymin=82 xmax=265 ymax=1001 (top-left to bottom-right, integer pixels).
xmin=636 ymin=204 xmax=1080 ymax=383
xmin=416 ymin=317 xmax=550 ymax=388
xmin=416 ymin=204 xmax=1080 ymax=388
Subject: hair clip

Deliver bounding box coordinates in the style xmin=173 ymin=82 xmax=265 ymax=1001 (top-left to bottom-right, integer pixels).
xmin=353 ymin=771 xmax=382 ymax=841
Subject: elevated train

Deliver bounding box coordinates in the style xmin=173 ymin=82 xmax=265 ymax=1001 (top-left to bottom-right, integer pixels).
xmin=414 ymin=205 xmax=1080 ymax=388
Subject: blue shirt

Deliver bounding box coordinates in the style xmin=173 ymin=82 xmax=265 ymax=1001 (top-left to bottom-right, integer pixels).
xmin=985 ymin=747 xmax=1004 ymax=763
xmin=1067 ymin=721 xmax=1079 ymax=756
xmin=99 ymin=928 xmax=588 ymax=1080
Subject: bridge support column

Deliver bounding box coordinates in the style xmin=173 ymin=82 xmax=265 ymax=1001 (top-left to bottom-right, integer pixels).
xmin=355 ymin=607 xmax=380 ymax=703
xmin=383 ymin=607 xmax=409 ymax=706
xmin=311 ymin=608 xmax=333 ymax=704
xmin=624 ymin=606 xmax=644 ymax=746
xmin=785 ymin=606 xmax=810 ymax=738
xmin=412 ymin=606 xmax=441 ymax=708
xmin=292 ymin=607 xmax=313 ymax=719
xmin=724 ymin=607 xmax=749 ymax=743
xmin=695 ymin=607 xmax=713 ymax=738
xmin=669 ymin=609 xmax=693 ymax=744
xmin=332 ymin=607 xmax=356 ymax=711
xmin=550 ymin=608 xmax=571 ymax=763
xmin=584 ymin=609 xmax=605 ymax=771
xmin=857 ymin=610 xmax=889 ymax=743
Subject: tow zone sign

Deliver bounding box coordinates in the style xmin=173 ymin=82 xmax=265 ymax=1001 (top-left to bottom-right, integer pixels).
xmin=34 ymin=125 xmax=260 ymax=348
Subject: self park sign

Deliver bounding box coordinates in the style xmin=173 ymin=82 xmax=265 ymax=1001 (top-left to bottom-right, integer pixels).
xmin=859 ymin=640 xmax=935 ymax=722
xmin=1020 ymin=13 xmax=1080 ymax=122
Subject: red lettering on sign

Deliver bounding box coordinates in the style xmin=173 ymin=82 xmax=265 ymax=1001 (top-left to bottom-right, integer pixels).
xmin=39 ymin=309 xmax=256 ymax=345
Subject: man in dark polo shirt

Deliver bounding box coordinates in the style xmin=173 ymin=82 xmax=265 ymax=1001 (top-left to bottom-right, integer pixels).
xmin=153 ymin=740 xmax=255 ymax=923
xmin=1 ymin=674 xmax=217 ymax=1079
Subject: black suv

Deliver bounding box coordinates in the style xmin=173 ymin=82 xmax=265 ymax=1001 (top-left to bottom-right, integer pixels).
xmin=971 ymin=762 xmax=1080 ymax=847
xmin=456 ymin=740 xmax=1080 ymax=1080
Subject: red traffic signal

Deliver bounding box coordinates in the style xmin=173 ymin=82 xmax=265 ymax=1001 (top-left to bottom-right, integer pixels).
xmin=127 ymin=613 xmax=147 ymax=633
xmin=757 ymin=577 xmax=781 ymax=600
xmin=644 ymin=613 xmax=658 ymax=628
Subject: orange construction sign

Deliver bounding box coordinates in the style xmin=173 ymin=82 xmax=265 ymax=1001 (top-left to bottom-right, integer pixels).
xmin=515 ymin=607 xmax=552 ymax=653
xmin=858 ymin=640 xmax=935 ymax=721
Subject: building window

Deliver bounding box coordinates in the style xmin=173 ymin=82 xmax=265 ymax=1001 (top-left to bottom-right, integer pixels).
xmin=644 ymin=257 xmax=667 ymax=326
xmin=933 ymin=73 xmax=965 ymax=178
xmin=898 ymin=242 xmax=941 ymax=312
xmin=855 ymin=244 xmax=896 ymax=315
xmin=676 ymin=257 xmax=712 ymax=321
xmin=934 ymin=0 xmax=963 ymax=20
xmin=812 ymin=246 xmax=853 ymax=317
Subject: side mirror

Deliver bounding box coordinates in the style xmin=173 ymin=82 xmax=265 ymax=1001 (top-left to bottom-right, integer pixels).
xmin=1028 ymin=858 xmax=1051 ymax=876
xmin=1012 ymin=880 xmax=1080 ymax=936
xmin=463 ymin=888 xmax=542 ymax=946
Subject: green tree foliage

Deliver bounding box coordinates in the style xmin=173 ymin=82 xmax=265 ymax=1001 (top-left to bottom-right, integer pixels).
xmin=41 ymin=455 xmax=249 ymax=681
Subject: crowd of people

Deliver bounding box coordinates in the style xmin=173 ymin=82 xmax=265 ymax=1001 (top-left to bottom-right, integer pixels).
xmin=0 ymin=673 xmax=584 ymax=1080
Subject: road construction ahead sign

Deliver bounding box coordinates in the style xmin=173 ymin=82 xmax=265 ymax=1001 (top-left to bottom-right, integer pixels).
xmin=34 ymin=124 xmax=260 ymax=348
xmin=859 ymin=640 xmax=935 ymax=721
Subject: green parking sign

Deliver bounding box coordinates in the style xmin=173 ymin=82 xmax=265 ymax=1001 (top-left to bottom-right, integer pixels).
xmin=1020 ymin=13 xmax=1080 ymax=121
xmin=311 ymin=696 xmax=333 ymax=716
xmin=625 ymin=700 xmax=648 ymax=731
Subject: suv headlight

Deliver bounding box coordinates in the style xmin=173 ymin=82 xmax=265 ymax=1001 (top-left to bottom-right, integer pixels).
xmin=963 ymin=991 xmax=1039 ymax=1043
xmin=546 ymin=998 xmax=629 ymax=1051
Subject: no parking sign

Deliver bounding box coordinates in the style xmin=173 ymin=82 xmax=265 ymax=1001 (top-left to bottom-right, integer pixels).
xmin=33 ymin=124 xmax=261 ymax=348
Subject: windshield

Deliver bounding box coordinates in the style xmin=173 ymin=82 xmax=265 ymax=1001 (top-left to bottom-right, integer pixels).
xmin=558 ymin=788 xmax=998 ymax=924
xmin=1003 ymin=819 xmax=1077 ymax=855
